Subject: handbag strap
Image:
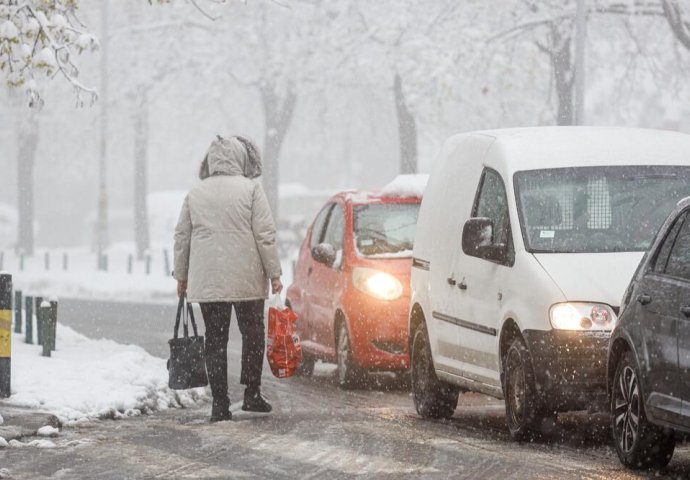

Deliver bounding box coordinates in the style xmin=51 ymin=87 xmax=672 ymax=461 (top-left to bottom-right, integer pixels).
xmin=186 ymin=301 xmax=200 ymax=337
xmin=173 ymin=295 xmax=185 ymax=340
xmin=173 ymin=295 xmax=200 ymax=339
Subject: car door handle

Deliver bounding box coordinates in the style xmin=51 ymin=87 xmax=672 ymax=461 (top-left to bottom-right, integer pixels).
xmin=681 ymin=306 xmax=690 ymax=318
xmin=458 ymin=281 xmax=467 ymax=291
xmin=447 ymin=277 xmax=456 ymax=286
xmin=637 ymin=294 xmax=652 ymax=305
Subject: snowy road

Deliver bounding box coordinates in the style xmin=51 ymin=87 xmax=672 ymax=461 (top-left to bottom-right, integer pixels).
xmin=2 ymin=299 xmax=689 ymax=479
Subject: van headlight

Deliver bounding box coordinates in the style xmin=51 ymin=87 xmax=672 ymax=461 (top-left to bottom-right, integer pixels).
xmin=549 ymin=303 xmax=617 ymax=331
xmin=352 ymin=267 xmax=403 ymax=301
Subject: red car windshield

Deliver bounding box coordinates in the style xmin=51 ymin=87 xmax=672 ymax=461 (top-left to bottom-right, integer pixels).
xmin=354 ymin=203 xmax=420 ymax=257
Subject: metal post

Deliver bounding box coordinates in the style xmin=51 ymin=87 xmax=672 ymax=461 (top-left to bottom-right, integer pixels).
xmin=0 ymin=273 xmax=12 ymax=398
xmin=25 ymin=295 xmax=33 ymax=344
xmin=96 ymin=0 xmax=110 ymax=269
xmin=574 ymin=0 xmax=586 ymax=125
xmin=163 ymin=249 xmax=170 ymax=276
xmin=35 ymin=296 xmax=43 ymax=345
xmin=49 ymin=298 xmax=57 ymax=351
xmin=63 ymin=252 xmax=68 ymax=271
xmin=14 ymin=290 xmax=21 ymax=334
xmin=145 ymin=253 xmax=151 ymax=275
xmin=40 ymin=301 xmax=51 ymax=357
xmin=127 ymin=254 xmax=133 ymax=274
xmin=44 ymin=251 xmax=50 ymax=271
xmin=0 ymin=251 xmax=4 ymax=270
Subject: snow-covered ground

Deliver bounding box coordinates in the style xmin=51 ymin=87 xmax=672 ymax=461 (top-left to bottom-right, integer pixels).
xmin=3 ymin=324 xmax=209 ymax=425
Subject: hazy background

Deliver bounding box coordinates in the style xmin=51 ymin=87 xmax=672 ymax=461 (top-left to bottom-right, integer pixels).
xmin=2 ymin=0 xmax=689 ymax=250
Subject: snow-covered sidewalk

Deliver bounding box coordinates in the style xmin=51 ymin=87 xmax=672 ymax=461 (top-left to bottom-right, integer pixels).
xmin=2 ymin=324 xmax=208 ymax=425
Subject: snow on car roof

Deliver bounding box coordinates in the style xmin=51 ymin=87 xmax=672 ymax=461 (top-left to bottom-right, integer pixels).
xmin=464 ymin=126 xmax=690 ymax=173
xmin=379 ymin=174 xmax=429 ymax=198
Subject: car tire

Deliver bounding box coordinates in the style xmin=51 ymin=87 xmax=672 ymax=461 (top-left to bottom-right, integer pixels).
xmin=296 ymin=353 xmax=315 ymax=377
xmin=336 ymin=322 xmax=363 ymax=389
xmin=612 ymin=351 xmax=675 ymax=469
xmin=503 ymin=337 xmax=543 ymax=441
xmin=411 ymin=321 xmax=459 ymax=419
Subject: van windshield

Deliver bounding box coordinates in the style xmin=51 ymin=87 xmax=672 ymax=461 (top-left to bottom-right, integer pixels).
xmin=354 ymin=203 xmax=420 ymax=257
xmin=514 ymin=166 xmax=690 ymax=253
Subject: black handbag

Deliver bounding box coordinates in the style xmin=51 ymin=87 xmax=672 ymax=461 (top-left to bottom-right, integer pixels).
xmin=167 ymin=296 xmax=208 ymax=389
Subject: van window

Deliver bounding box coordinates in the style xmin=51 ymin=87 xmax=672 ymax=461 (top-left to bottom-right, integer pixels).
xmin=310 ymin=204 xmax=333 ymax=249
xmin=515 ymin=166 xmax=690 ymax=253
xmin=474 ymin=169 xmax=513 ymax=250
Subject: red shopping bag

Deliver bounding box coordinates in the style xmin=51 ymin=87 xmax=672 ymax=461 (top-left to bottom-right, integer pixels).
xmin=267 ymin=304 xmax=303 ymax=378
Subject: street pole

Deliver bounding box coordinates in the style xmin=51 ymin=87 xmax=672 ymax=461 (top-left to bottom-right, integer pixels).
xmin=0 ymin=273 xmax=12 ymax=398
xmin=97 ymin=0 xmax=110 ymax=269
xmin=574 ymin=0 xmax=586 ymax=125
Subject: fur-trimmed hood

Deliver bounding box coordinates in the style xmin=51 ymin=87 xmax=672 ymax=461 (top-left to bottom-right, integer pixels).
xmin=199 ymin=135 xmax=262 ymax=180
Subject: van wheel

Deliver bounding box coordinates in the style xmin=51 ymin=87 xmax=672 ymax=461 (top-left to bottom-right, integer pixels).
xmin=503 ymin=337 xmax=543 ymax=440
xmin=336 ymin=322 xmax=363 ymax=389
xmin=296 ymin=353 xmax=315 ymax=377
xmin=411 ymin=322 xmax=459 ymax=419
xmin=612 ymin=351 xmax=675 ymax=469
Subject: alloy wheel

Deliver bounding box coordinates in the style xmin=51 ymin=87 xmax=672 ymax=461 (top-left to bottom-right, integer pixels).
xmin=614 ymin=365 xmax=640 ymax=454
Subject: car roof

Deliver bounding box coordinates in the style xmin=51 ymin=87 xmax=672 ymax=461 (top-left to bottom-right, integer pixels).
xmin=459 ymin=126 xmax=690 ymax=173
xmin=330 ymin=190 xmax=422 ymax=205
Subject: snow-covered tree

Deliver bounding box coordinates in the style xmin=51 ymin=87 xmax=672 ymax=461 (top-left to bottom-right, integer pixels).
xmin=0 ymin=1 xmax=98 ymax=108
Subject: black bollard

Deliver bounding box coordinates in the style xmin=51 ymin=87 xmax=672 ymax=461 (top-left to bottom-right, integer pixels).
xmin=40 ymin=301 xmax=51 ymax=358
xmin=25 ymin=296 xmax=33 ymax=344
xmin=49 ymin=299 xmax=58 ymax=351
xmin=35 ymin=296 xmax=43 ymax=345
xmin=0 ymin=273 xmax=12 ymax=398
xmin=14 ymin=290 xmax=21 ymax=334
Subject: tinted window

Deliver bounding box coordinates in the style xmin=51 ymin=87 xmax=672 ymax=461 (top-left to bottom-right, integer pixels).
xmin=310 ymin=204 xmax=333 ymax=249
xmin=664 ymin=214 xmax=690 ymax=281
xmin=322 ymin=204 xmax=345 ymax=252
xmin=474 ymin=169 xmax=511 ymax=248
xmin=652 ymin=213 xmax=686 ymax=274
xmin=515 ymin=166 xmax=690 ymax=253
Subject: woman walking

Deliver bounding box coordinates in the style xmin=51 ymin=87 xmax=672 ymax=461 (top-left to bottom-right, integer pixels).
xmin=174 ymin=135 xmax=283 ymax=422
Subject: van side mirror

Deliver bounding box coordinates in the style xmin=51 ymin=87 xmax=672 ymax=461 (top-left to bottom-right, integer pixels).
xmin=462 ymin=218 xmax=508 ymax=264
xmin=312 ymin=243 xmax=337 ymax=267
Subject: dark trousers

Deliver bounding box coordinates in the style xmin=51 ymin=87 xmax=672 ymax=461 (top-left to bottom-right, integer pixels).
xmin=200 ymin=300 xmax=265 ymax=399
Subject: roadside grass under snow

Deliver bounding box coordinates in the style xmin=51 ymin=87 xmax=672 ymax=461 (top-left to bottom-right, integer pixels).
xmin=3 ymin=324 xmax=209 ymax=424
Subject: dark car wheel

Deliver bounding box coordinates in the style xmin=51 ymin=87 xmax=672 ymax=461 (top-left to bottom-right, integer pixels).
xmin=411 ymin=322 xmax=459 ymax=419
xmin=612 ymin=351 xmax=675 ymax=469
xmin=336 ymin=322 xmax=363 ymax=389
xmin=503 ymin=337 xmax=544 ymax=441
xmin=296 ymin=353 xmax=315 ymax=377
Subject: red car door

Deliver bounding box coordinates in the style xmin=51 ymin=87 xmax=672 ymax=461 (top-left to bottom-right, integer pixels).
xmin=308 ymin=202 xmax=346 ymax=357
xmin=293 ymin=204 xmax=333 ymax=349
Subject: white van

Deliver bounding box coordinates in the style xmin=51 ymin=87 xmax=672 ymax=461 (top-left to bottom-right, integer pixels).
xmin=409 ymin=127 xmax=690 ymax=439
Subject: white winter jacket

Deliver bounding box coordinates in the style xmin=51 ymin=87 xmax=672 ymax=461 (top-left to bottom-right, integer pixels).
xmin=173 ymin=137 xmax=282 ymax=302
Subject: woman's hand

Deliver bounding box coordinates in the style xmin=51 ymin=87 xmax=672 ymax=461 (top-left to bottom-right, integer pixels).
xmin=177 ymin=280 xmax=188 ymax=297
xmin=271 ymin=278 xmax=283 ymax=295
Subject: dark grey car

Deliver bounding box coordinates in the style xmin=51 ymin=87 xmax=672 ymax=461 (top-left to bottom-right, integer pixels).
xmin=608 ymin=196 xmax=690 ymax=469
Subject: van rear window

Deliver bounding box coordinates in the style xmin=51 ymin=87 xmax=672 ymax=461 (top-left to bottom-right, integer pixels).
xmin=514 ymin=166 xmax=690 ymax=253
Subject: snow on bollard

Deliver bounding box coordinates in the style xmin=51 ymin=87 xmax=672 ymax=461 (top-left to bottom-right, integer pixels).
xmin=0 ymin=272 xmax=12 ymax=398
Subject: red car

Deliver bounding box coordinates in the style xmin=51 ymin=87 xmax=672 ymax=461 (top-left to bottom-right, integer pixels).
xmin=286 ymin=189 xmax=422 ymax=388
